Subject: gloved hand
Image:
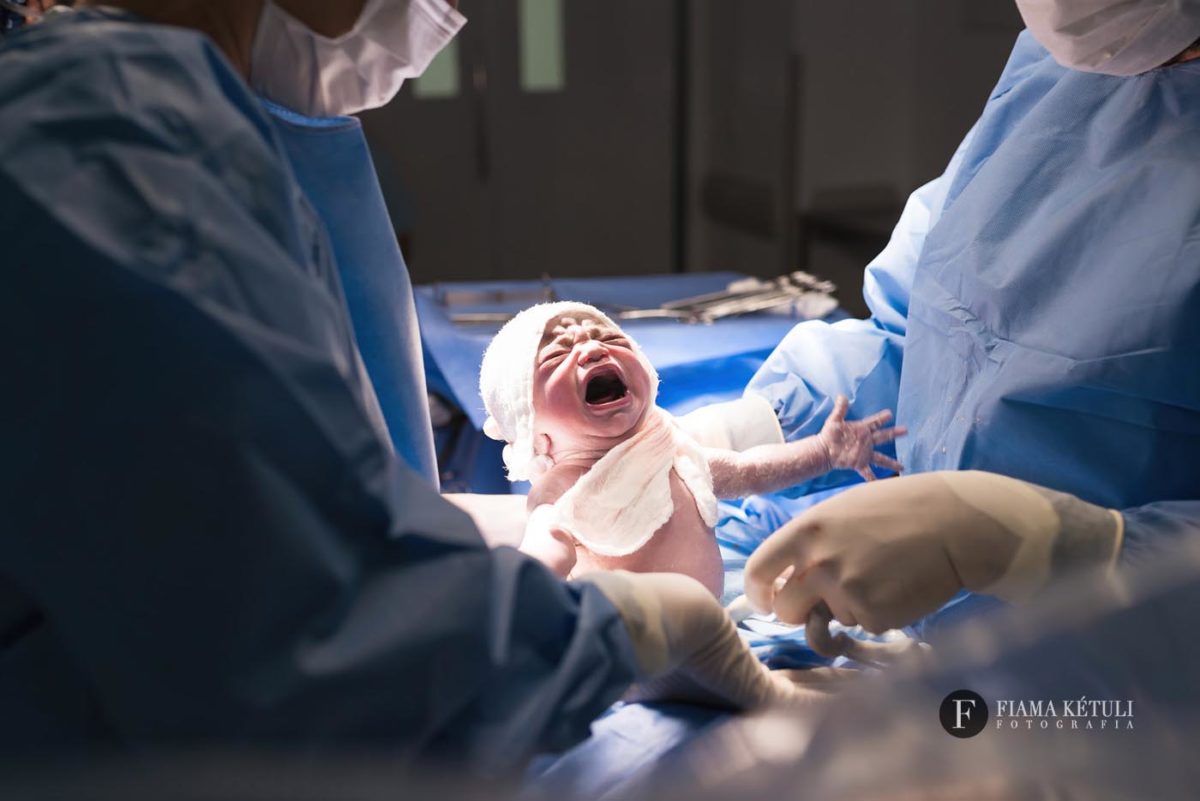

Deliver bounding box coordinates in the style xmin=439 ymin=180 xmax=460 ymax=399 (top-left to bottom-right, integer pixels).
xmin=442 ymin=493 xmax=528 ymax=548
xmin=676 ymin=394 xmax=785 ymax=452
xmin=518 ymin=505 xmax=577 ymax=578
xmin=745 ymin=471 xmax=1124 ymax=633
xmin=583 ymin=571 xmax=827 ymax=709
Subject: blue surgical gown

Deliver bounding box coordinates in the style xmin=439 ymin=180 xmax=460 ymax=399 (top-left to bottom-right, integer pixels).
xmin=263 ymin=101 xmax=440 ymax=488
xmin=0 ymin=9 xmax=636 ymax=770
xmin=748 ymin=32 xmax=1200 ymax=566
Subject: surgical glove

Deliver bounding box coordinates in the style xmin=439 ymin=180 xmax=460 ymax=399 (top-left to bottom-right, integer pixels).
xmin=677 ymin=394 xmax=784 ymax=451
xmin=583 ymin=571 xmax=814 ymax=710
xmin=518 ymin=504 xmax=577 ymax=578
xmin=745 ymin=471 xmax=1124 ymax=633
xmin=443 ymin=493 xmax=528 ymax=548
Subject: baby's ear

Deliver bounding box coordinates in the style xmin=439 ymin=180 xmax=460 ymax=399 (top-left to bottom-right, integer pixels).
xmin=531 ymin=435 xmax=555 ymax=476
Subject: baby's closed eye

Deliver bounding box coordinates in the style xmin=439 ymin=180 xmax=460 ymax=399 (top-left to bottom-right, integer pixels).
xmin=539 ymin=348 xmax=569 ymax=367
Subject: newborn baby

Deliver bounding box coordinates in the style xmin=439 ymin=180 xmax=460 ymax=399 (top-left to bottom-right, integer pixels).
xmin=479 ymin=302 xmax=904 ymax=597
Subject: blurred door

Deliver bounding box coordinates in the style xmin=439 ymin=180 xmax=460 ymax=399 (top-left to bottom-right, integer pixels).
xmin=361 ymin=0 xmax=678 ymax=284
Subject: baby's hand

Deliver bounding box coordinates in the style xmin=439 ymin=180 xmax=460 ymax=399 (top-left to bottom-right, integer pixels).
xmin=818 ymin=396 xmax=906 ymax=481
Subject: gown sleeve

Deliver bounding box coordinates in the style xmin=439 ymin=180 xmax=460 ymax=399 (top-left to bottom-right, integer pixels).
xmin=744 ymin=123 xmax=978 ymax=495
xmin=0 ymin=18 xmax=635 ymax=772
xmin=1120 ymin=503 xmax=1200 ymax=571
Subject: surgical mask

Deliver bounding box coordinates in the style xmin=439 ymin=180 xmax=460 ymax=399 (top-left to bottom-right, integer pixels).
xmin=251 ymin=0 xmax=466 ymax=118
xmin=1015 ymin=0 xmax=1200 ymax=75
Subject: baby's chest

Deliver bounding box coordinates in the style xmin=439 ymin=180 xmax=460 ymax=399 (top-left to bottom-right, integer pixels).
xmin=658 ymin=471 xmax=710 ymax=538
xmin=617 ymin=471 xmax=713 ymax=567
xmin=569 ymin=469 xmax=723 ymax=595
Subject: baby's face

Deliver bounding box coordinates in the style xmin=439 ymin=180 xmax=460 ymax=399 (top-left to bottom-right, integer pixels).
xmin=532 ymin=313 xmax=653 ymax=453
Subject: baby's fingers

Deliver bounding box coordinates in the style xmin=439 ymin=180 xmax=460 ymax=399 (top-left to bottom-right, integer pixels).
xmin=871 ymin=452 xmax=904 ymax=474
xmin=828 ymin=395 xmax=851 ymax=423
xmin=872 ymin=425 xmax=907 ymax=445
xmin=861 ymin=409 xmax=893 ymax=430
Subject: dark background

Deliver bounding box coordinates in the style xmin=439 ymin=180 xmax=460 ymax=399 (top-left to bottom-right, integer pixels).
xmin=361 ymin=0 xmax=1024 ymax=317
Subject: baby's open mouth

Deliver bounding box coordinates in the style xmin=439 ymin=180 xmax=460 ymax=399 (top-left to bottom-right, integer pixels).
xmin=584 ymin=369 xmax=628 ymax=406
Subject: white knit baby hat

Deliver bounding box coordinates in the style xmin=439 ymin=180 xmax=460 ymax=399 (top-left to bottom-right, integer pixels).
xmin=478 ymin=302 xmax=658 ymax=481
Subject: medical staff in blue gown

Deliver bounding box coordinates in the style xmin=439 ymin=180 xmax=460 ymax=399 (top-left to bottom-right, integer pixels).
xmin=741 ymin=0 xmax=1200 ymax=634
xmin=0 ymin=1 xmax=803 ymax=771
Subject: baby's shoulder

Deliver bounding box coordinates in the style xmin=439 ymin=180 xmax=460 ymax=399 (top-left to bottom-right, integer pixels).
xmin=527 ymin=463 xmax=589 ymax=509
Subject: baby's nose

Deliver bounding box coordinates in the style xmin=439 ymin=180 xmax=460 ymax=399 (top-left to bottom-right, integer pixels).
xmin=577 ymin=339 xmax=608 ymax=363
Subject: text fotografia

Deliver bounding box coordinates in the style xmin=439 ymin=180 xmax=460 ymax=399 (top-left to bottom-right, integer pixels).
xmin=995 ymin=698 xmax=1135 ymax=731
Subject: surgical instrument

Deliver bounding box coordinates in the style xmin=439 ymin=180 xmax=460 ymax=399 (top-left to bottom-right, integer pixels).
xmin=435 ymin=274 xmax=557 ymax=308
xmin=448 ymin=271 xmax=837 ymax=326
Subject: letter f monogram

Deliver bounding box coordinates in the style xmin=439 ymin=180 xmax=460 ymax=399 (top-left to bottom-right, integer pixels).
xmin=953 ymin=698 xmax=976 ymax=730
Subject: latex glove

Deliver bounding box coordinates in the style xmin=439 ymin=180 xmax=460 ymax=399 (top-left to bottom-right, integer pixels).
xmin=442 ymin=493 xmax=528 ymax=548
xmin=745 ymin=471 xmax=1124 ymax=634
xmin=817 ymin=395 xmax=906 ymax=481
xmin=517 ymin=504 xmax=577 ymax=578
xmin=584 ymin=571 xmax=822 ymax=710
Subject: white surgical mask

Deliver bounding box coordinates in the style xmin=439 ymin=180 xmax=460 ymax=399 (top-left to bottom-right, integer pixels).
xmin=251 ymin=0 xmax=466 ymax=117
xmin=1015 ymin=0 xmax=1200 ymax=75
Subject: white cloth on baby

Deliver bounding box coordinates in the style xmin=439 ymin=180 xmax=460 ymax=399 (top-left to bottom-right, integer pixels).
xmin=553 ymin=407 xmax=718 ymax=557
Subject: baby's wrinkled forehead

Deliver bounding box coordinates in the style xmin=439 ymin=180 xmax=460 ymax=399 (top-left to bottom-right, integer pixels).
xmin=539 ymin=312 xmax=621 ymax=345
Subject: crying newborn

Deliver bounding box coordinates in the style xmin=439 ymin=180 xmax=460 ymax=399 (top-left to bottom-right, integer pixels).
xmin=479 ymin=302 xmax=905 ymax=597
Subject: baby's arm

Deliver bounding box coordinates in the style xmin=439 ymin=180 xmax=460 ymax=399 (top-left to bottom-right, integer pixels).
xmin=519 ymin=465 xmax=586 ymax=577
xmin=707 ymin=396 xmax=905 ymax=499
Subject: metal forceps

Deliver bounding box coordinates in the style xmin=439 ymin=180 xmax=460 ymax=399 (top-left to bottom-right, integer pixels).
xmin=654 ymin=271 xmax=837 ymax=324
